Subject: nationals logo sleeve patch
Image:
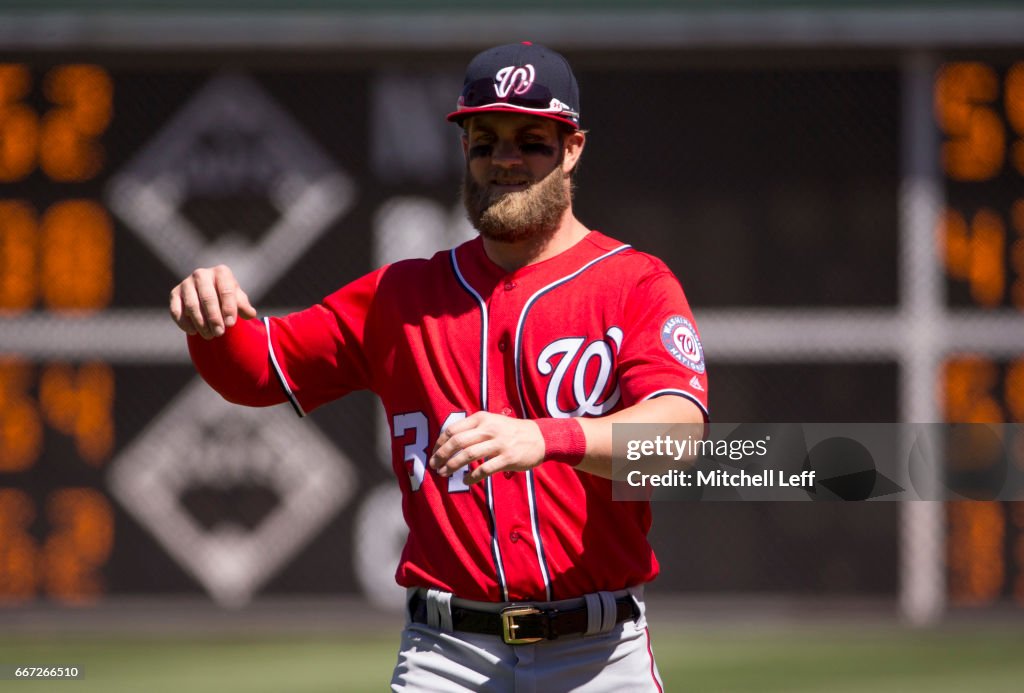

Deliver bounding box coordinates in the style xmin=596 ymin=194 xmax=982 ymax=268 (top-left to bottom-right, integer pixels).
xmin=661 ymin=315 xmax=705 ymax=374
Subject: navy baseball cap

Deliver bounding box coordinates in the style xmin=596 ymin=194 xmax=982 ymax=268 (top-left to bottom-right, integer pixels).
xmin=447 ymin=42 xmax=581 ymax=130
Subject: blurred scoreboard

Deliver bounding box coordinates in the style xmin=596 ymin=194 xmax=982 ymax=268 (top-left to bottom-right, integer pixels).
xmin=1 ymin=63 xmax=118 ymax=604
xmin=0 ymin=50 xmax=1021 ymax=609
xmin=936 ymin=59 xmax=1024 ymax=606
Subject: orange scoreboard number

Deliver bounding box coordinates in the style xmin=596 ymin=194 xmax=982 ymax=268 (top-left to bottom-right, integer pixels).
xmin=0 ymin=199 xmax=113 ymax=313
xmin=0 ymin=62 xmax=117 ymax=605
xmin=0 ymin=487 xmax=114 ymax=605
xmin=0 ymin=63 xmax=111 ymax=183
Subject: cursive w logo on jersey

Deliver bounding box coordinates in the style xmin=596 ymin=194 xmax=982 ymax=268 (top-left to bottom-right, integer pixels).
xmin=537 ymin=327 xmax=623 ymax=417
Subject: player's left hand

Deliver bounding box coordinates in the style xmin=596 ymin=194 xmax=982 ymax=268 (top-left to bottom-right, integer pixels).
xmin=429 ymin=411 xmax=546 ymax=485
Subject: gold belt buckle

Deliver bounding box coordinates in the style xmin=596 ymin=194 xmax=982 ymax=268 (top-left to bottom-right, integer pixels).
xmin=500 ymin=606 xmax=544 ymax=645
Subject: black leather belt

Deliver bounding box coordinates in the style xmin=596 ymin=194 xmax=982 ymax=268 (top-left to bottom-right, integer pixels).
xmin=409 ymin=593 xmax=638 ymax=645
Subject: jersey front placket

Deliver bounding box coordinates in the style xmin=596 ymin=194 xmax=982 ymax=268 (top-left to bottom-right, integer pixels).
xmin=484 ymin=272 xmax=550 ymax=601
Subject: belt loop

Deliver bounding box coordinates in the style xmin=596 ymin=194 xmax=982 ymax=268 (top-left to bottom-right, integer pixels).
xmin=583 ymin=593 xmax=603 ymax=636
xmin=425 ymin=589 xmax=454 ymax=632
xmin=598 ymin=591 xmax=618 ymax=633
xmin=405 ymin=587 xmax=419 ymax=624
xmin=425 ymin=589 xmax=441 ymax=630
xmin=437 ymin=591 xmax=454 ymax=632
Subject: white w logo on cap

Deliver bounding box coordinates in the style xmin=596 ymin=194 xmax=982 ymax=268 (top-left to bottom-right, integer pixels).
xmin=494 ymin=64 xmax=536 ymax=98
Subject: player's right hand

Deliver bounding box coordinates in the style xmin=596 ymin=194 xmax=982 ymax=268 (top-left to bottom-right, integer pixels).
xmin=169 ymin=265 xmax=258 ymax=339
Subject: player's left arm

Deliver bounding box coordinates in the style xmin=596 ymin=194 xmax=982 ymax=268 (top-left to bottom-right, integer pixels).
xmin=429 ymin=395 xmax=703 ymax=484
xmin=574 ymin=394 xmax=703 ymax=478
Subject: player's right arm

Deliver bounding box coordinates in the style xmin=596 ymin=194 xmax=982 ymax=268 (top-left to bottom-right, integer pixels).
xmin=170 ymin=264 xmax=380 ymax=413
xmin=169 ymin=265 xmax=285 ymax=407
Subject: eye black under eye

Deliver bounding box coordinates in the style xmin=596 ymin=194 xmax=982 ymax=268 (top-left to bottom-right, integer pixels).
xmin=520 ymin=142 xmax=556 ymax=157
xmin=468 ymin=144 xmax=493 ymax=159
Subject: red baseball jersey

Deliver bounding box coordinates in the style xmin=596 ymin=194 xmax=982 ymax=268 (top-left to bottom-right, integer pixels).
xmin=188 ymin=230 xmax=708 ymax=602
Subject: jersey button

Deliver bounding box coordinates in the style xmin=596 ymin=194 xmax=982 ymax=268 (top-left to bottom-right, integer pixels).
xmin=498 ymin=338 xmax=508 ymax=352
xmin=503 ymin=280 xmax=516 ymax=291
xmin=510 ymin=531 xmax=520 ymax=543
xmin=501 ymin=407 xmax=514 ymax=416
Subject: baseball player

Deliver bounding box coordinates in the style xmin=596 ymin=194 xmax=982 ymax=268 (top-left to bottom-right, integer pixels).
xmin=170 ymin=42 xmax=708 ymax=692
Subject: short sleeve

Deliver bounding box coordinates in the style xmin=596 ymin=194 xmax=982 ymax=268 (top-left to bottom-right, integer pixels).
xmin=617 ymin=269 xmax=709 ymax=420
xmin=266 ymin=267 xmax=383 ymax=415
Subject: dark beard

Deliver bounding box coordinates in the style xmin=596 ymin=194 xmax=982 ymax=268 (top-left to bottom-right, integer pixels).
xmin=462 ymin=164 xmax=571 ymax=243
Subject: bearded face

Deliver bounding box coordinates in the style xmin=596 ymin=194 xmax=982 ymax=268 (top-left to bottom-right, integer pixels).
xmin=462 ymin=149 xmax=572 ymax=243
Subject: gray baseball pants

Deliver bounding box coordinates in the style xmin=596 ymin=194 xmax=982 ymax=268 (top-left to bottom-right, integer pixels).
xmin=391 ymin=585 xmax=664 ymax=692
